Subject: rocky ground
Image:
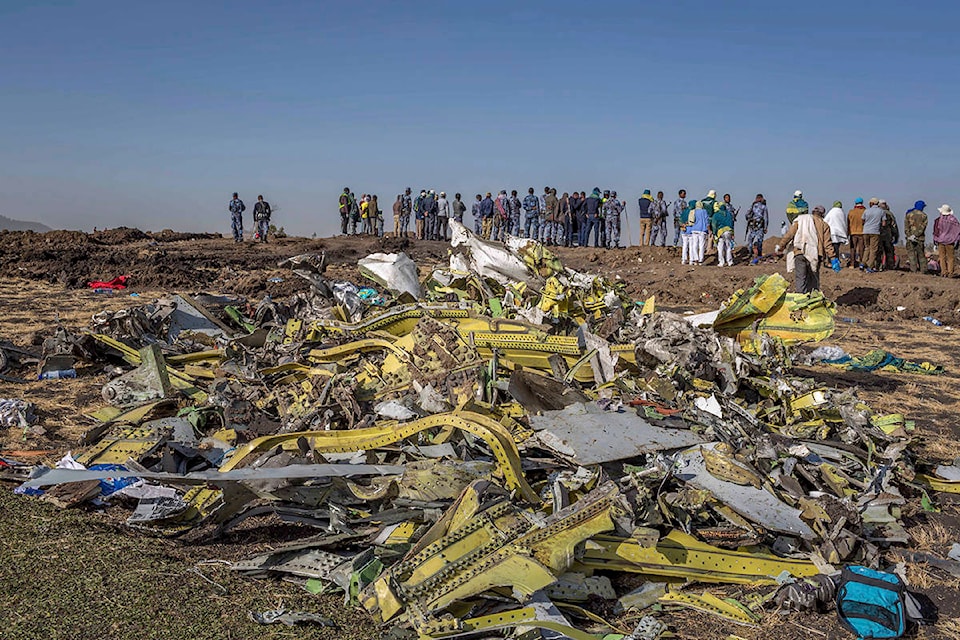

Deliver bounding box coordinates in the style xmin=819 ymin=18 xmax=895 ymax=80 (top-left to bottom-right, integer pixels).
xmin=1 ymin=229 xmax=959 ymax=640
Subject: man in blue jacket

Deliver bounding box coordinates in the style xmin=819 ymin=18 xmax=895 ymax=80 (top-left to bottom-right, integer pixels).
xmin=229 ymin=192 xmax=246 ymax=242
xmin=522 ymin=188 xmax=540 ymax=240
xmin=583 ymin=189 xmax=602 ymax=247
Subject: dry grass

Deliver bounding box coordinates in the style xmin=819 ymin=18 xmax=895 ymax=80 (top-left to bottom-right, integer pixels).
xmin=921 ymin=618 xmax=960 ymax=640
xmin=903 ymin=562 xmax=960 ymax=590
xmin=910 ymin=521 xmax=954 ymax=552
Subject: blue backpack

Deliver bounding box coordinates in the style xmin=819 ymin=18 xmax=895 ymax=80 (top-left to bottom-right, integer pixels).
xmin=836 ymin=566 xmax=907 ymax=638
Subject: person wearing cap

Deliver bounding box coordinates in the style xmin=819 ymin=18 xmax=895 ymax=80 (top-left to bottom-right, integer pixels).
xmin=415 ymin=190 xmax=427 ymax=240
xmin=861 ymin=197 xmax=884 ymax=272
xmin=604 ymin=190 xmax=624 ymax=248
xmin=253 ymin=194 xmax=272 ymax=243
xmin=824 ymin=201 xmax=848 ymax=265
xmin=671 ymin=189 xmax=688 ymax=246
xmin=847 ymin=198 xmax=866 ymax=268
xmin=933 ymin=204 xmax=960 ymax=277
xmin=522 ymin=187 xmax=541 ymax=240
xmin=779 ymin=205 xmax=841 ymax=293
xmin=786 ymin=190 xmax=809 ymax=225
xmin=436 ymin=191 xmax=450 ymax=241
xmin=878 ymin=200 xmax=899 ymax=271
xmin=637 ymin=189 xmax=654 ymax=246
xmin=399 ymin=188 xmax=413 ymax=238
xmin=228 ymin=192 xmax=246 ymax=243
xmin=903 ymin=201 xmax=928 ymax=273
xmin=745 ymin=194 xmax=768 ymax=264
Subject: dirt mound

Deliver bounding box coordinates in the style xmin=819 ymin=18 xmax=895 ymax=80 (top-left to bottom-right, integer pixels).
xmin=92 ymin=227 xmax=150 ymax=244
xmin=149 ymin=229 xmax=223 ymax=242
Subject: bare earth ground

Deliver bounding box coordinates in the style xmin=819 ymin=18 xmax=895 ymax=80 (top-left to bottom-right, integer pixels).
xmin=1 ymin=231 xmax=960 ymax=639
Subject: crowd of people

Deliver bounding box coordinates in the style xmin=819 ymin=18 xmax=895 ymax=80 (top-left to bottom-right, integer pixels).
xmin=331 ymin=186 xmax=960 ymax=278
xmin=224 ymin=188 xmax=959 ymax=289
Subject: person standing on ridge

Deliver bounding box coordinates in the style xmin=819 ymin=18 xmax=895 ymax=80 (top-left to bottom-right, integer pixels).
xmin=700 ymin=190 xmax=718 ymax=254
xmin=507 ymin=190 xmax=522 ymax=236
xmin=559 ymin=192 xmax=573 ymax=246
xmin=745 ymin=194 xmax=768 ymax=264
xmin=847 ymin=197 xmax=866 ymax=268
xmin=723 ymin=193 xmax=739 ymax=235
xmin=671 ymin=189 xmax=688 ymax=246
xmin=423 ymin=190 xmax=438 ymax=240
xmin=861 ymin=197 xmax=884 ymax=272
xmin=823 ymin=201 xmax=848 ymax=265
xmin=479 ymin=192 xmax=495 ymax=239
xmin=229 ymin=192 xmax=246 ymax=242
xmin=372 ymin=194 xmax=383 ymax=237
xmin=933 ymin=204 xmax=960 ymax=277
xmin=472 ymin=194 xmax=482 ymax=235
xmin=400 ymin=187 xmax=413 ymax=238
xmin=493 ymin=190 xmax=509 ymax=242
xmin=415 ymin=190 xmax=426 ymax=240
xmin=253 ymin=195 xmax=271 ymax=243
xmin=711 ymin=203 xmax=735 ymax=266
xmin=337 ymin=187 xmax=351 ymax=236
xmin=903 ymin=201 xmax=928 ymax=273
xmin=605 ymin=190 xmax=623 ymax=248
xmin=452 ymin=193 xmax=466 ymax=226
xmin=779 ymin=204 xmax=841 ymax=293
xmin=878 ymin=200 xmax=898 ymax=270
xmin=393 ymin=194 xmax=404 ymax=237
xmin=637 ymin=189 xmax=654 ymax=246
xmin=544 ymin=187 xmax=560 ymax=245
xmin=436 ymin=191 xmax=450 ymax=241
xmin=690 ymin=200 xmax=710 ymax=265
xmin=522 ymin=187 xmax=541 ymax=240
xmin=582 ymin=188 xmax=602 ymax=247
xmin=650 ymin=191 xmax=669 ymax=247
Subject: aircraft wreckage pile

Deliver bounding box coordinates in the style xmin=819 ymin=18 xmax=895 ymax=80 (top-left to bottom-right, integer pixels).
xmin=11 ymin=221 xmax=959 ymax=638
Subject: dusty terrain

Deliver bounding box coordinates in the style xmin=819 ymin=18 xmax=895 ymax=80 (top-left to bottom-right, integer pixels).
xmin=1 ymin=230 xmax=960 ymax=640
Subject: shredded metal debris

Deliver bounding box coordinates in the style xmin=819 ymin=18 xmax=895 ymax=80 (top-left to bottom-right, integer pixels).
xmin=5 ymin=225 xmax=951 ymax=638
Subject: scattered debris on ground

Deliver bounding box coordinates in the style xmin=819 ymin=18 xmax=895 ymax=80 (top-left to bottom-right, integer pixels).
xmin=2 ymin=223 xmax=959 ymax=639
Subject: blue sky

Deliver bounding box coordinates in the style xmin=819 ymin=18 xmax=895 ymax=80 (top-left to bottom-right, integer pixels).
xmin=2 ymin=0 xmax=958 ymax=237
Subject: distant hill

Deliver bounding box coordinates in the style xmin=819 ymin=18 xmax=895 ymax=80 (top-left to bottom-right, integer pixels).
xmin=0 ymin=214 xmax=51 ymax=232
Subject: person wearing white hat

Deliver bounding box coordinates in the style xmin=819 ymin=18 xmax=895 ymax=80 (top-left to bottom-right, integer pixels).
xmin=933 ymin=204 xmax=960 ymax=277
xmin=700 ymin=190 xmax=718 ymax=253
xmin=786 ymin=190 xmax=809 ymax=225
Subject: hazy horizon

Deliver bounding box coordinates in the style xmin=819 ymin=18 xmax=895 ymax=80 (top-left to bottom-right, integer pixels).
xmin=3 ymin=1 xmax=958 ymax=241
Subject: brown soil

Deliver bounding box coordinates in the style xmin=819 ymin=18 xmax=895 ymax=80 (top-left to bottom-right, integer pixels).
xmin=2 ymin=229 xmax=960 ymax=640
